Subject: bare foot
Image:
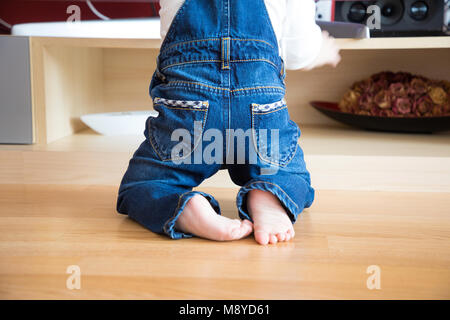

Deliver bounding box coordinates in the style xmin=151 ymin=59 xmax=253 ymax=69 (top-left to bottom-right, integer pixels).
xmin=175 ymin=194 xmax=253 ymax=241
xmin=247 ymin=189 xmax=295 ymax=245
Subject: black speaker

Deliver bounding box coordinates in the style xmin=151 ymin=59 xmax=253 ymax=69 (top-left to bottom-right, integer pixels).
xmin=334 ymin=0 xmax=446 ymax=37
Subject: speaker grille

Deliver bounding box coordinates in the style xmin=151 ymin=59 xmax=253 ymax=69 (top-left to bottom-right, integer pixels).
xmin=334 ymin=0 xmax=445 ymax=37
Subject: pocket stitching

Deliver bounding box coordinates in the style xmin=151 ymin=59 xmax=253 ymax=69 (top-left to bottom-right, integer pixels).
xmin=148 ymin=98 xmax=209 ymax=162
xmin=153 ymin=97 xmax=209 ymax=109
xmin=252 ymin=98 xmax=286 ymax=113
xmin=252 ymin=105 xmax=287 ymax=115
xmin=251 ymin=99 xmax=299 ymax=167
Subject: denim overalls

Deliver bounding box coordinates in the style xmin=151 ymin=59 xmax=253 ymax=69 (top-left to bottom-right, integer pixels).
xmin=116 ymin=0 xmax=315 ymax=239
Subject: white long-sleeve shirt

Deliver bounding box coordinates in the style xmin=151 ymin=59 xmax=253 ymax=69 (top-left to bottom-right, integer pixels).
xmin=159 ymin=0 xmax=322 ymax=70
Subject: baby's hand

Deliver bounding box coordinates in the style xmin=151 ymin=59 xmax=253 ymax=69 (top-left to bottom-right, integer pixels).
xmin=304 ymin=31 xmax=341 ymax=70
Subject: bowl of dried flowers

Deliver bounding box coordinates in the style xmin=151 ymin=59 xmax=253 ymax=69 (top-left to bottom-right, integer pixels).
xmin=310 ymin=71 xmax=450 ymax=133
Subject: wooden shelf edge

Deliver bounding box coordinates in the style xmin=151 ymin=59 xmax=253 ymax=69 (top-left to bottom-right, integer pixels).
xmin=337 ymin=36 xmax=450 ymax=50
xmin=26 ymin=36 xmax=450 ymax=50
xmin=29 ymin=36 xmax=162 ymax=49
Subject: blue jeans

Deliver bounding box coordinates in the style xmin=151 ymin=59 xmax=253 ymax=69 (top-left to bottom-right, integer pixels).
xmin=116 ymin=0 xmax=315 ymax=239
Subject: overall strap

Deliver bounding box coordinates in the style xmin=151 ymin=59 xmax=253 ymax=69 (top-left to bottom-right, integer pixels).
xmin=160 ymin=0 xmax=279 ymax=53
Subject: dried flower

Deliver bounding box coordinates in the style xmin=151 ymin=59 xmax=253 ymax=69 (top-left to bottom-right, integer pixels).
xmin=410 ymin=78 xmax=428 ymax=95
xmin=390 ymin=83 xmax=407 ymax=97
xmin=379 ymin=109 xmax=395 ymax=117
xmin=393 ymin=98 xmax=412 ymax=115
xmin=432 ymin=105 xmax=443 ymax=116
xmin=429 ymin=87 xmax=448 ymax=105
xmin=338 ymin=89 xmax=360 ymax=113
xmin=415 ymin=96 xmax=434 ymax=116
xmin=374 ymin=90 xmax=391 ymax=109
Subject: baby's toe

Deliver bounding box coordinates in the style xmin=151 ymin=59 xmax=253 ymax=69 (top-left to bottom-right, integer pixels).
xmin=229 ymin=222 xmax=250 ymax=240
xmin=254 ymin=230 xmax=270 ymax=245
xmin=287 ymin=229 xmax=295 ymax=239
xmin=242 ymin=219 xmax=253 ymax=229
xmin=269 ymin=234 xmax=278 ymax=244
xmin=240 ymin=220 xmax=253 ymax=238
xmin=276 ymin=233 xmax=286 ymax=242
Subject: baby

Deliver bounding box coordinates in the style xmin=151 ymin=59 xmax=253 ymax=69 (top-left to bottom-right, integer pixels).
xmin=117 ymin=0 xmax=340 ymax=245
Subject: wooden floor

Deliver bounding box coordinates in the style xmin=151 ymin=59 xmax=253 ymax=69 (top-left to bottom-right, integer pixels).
xmin=0 ymin=184 xmax=449 ymax=299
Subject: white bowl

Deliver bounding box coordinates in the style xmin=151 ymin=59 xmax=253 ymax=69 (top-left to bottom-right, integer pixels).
xmin=80 ymin=110 xmax=158 ymax=136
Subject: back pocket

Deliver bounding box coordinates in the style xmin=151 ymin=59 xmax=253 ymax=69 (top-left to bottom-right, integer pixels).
xmin=148 ymin=97 xmax=209 ymax=161
xmin=251 ymin=98 xmax=300 ymax=167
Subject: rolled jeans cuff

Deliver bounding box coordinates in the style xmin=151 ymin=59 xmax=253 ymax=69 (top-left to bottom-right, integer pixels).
xmin=163 ymin=190 xmax=221 ymax=239
xmin=236 ymin=180 xmax=301 ymax=224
